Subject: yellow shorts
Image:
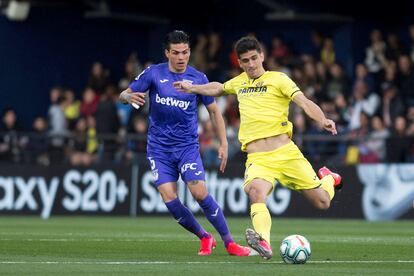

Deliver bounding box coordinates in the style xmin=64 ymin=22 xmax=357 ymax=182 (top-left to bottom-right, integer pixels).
xmin=243 ymin=141 xmax=320 ymax=193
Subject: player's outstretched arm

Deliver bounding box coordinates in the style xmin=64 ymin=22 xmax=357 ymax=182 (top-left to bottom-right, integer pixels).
xmin=206 ymin=102 xmax=228 ymax=173
xmin=293 ymin=93 xmax=337 ymax=135
xmin=119 ymin=88 xmax=146 ymax=106
xmin=173 ymin=81 xmax=225 ymax=97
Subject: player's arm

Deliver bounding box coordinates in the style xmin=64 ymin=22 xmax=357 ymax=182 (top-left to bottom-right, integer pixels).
xmin=120 ymin=66 xmax=153 ymax=106
xmin=206 ymin=102 xmax=228 ymax=173
xmin=173 ymin=81 xmax=225 ymax=97
xmin=293 ymin=93 xmax=337 ymax=135
xmin=119 ymin=88 xmax=146 ymax=106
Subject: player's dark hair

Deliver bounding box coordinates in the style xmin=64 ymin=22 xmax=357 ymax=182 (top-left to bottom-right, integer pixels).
xmin=235 ymin=36 xmax=262 ymax=57
xmin=164 ymin=30 xmax=190 ymax=50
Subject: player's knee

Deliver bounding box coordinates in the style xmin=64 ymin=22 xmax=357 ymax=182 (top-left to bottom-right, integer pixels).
xmin=159 ymin=190 xmax=177 ymax=202
xmin=247 ymin=186 xmax=267 ymax=203
xmin=192 ymin=189 xmax=208 ymax=201
xmin=315 ymin=199 xmax=330 ymax=210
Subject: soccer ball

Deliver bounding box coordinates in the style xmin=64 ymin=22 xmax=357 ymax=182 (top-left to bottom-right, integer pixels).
xmin=279 ymin=234 xmax=311 ymax=264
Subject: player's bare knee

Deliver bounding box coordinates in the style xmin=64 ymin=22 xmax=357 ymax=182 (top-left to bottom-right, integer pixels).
xmin=188 ymin=180 xmax=208 ymax=201
xmin=315 ymin=199 xmax=330 ymax=210
xmin=158 ymin=190 xmax=177 ymax=202
xmin=247 ymin=186 xmax=266 ymax=203
xmin=192 ymin=190 xmax=208 ymax=201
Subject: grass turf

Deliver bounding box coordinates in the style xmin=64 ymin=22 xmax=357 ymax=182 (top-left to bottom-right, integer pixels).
xmin=0 ymin=216 xmax=413 ymax=275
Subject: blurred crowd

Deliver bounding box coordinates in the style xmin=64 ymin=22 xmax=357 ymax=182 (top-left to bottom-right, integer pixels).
xmin=1 ymin=26 xmax=414 ymax=166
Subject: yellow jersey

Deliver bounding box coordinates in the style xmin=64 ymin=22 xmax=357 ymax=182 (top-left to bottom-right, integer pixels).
xmin=223 ymin=71 xmax=302 ymax=151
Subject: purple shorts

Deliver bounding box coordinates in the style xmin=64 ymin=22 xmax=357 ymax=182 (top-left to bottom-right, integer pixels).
xmin=147 ymin=145 xmax=206 ymax=187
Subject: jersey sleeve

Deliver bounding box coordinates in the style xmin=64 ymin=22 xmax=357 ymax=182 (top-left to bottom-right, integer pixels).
xmin=198 ymin=73 xmax=215 ymax=106
xmin=223 ymin=78 xmax=237 ymax=95
xmin=278 ymin=73 xmax=302 ymax=99
xmin=128 ymin=66 xmax=153 ymax=92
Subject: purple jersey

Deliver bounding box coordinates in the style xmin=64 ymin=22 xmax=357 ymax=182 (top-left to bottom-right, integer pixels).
xmin=128 ymin=63 xmax=214 ymax=155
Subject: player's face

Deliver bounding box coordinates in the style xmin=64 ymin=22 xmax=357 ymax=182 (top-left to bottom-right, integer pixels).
xmin=238 ymin=50 xmax=265 ymax=79
xmin=165 ymin=43 xmax=190 ymax=73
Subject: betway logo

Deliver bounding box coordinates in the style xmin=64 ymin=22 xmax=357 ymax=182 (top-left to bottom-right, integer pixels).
xmin=156 ymin=94 xmax=190 ymax=110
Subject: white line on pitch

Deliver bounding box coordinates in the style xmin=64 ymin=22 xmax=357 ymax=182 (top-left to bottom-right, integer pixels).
xmin=0 ymin=260 xmax=413 ymax=265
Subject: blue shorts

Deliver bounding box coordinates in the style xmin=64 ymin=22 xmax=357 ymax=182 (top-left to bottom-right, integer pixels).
xmin=147 ymin=145 xmax=206 ymax=187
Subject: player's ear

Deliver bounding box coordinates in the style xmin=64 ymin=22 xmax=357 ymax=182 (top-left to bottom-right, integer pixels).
xmin=259 ymin=52 xmax=265 ymax=62
xmin=164 ymin=49 xmax=169 ymax=59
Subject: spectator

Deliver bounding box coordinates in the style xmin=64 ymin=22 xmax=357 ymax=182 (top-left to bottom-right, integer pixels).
xmin=333 ymin=93 xmax=349 ymax=131
xmin=409 ymin=25 xmax=414 ymax=62
xmin=192 ymin=34 xmax=208 ymax=72
xmin=381 ymin=82 xmax=404 ymax=128
xmin=28 ymin=116 xmax=49 ymax=166
xmin=118 ymin=53 xmax=142 ymax=90
xmin=47 ymin=86 xmax=66 ymax=135
xmin=385 ymin=33 xmax=406 ymax=62
xmin=325 ymin=63 xmax=350 ymax=100
xmin=124 ymin=114 xmax=148 ymax=163
xmin=365 ymin=29 xmax=387 ymax=72
xmin=349 ymin=112 xmax=371 ymax=163
xmin=320 ymin=38 xmax=335 ymax=66
xmin=48 ymin=89 xmax=68 ymax=162
xmin=386 ymin=116 xmax=410 ymax=162
xmin=302 ymin=61 xmax=319 ymax=99
xmin=363 ymin=116 xmax=390 ymax=162
xmin=205 ymin=32 xmax=226 ymax=82
xmin=365 ymin=29 xmax=387 ymax=90
xmin=354 ymin=63 xmax=375 ymax=93
xmin=270 ymin=36 xmax=290 ymax=64
xmin=309 ymin=30 xmax=323 ymax=60
xmin=199 ymin=120 xmax=220 ymax=167
xmin=63 ymin=88 xmax=80 ymax=130
xmin=396 ymin=55 xmax=414 ymax=107
xmin=95 ymin=85 xmax=121 ymax=162
xmin=95 ymin=85 xmax=120 ymax=135
xmin=0 ymin=108 xmax=24 ymax=163
xmin=292 ymin=112 xmax=307 ymax=150
xmin=347 ymin=80 xmax=380 ymax=130
xmin=80 ymin=87 xmax=100 ymax=117
xmin=87 ymin=61 xmax=111 ymax=95
xmin=68 ymin=117 xmax=96 ymax=166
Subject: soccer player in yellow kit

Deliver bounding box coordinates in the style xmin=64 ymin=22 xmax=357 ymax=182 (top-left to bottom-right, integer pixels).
xmin=174 ymin=36 xmax=342 ymax=260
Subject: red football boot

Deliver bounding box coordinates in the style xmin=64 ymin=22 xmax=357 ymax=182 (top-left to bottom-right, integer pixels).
xmin=198 ymin=235 xmax=216 ymax=256
xmin=318 ymin=166 xmax=343 ymax=190
xmin=226 ymin=242 xmax=251 ymax=256
xmin=245 ymin=228 xmax=273 ymax=260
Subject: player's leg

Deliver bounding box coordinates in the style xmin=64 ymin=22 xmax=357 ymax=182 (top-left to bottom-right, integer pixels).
xmin=276 ymin=143 xmax=342 ymax=210
xmin=302 ymin=166 xmax=342 ymax=209
xmin=158 ymin=182 xmax=210 ymax=238
xmin=148 ymin=156 xmax=210 ymax=245
xmin=186 ymin=180 xmax=250 ymax=256
xmin=244 ymin=178 xmax=274 ymax=260
xmin=180 ymin=148 xmax=250 ymax=256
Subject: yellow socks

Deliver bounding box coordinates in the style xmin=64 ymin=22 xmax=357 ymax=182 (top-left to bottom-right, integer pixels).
xmin=320 ymin=175 xmax=335 ymax=200
xmin=250 ymin=203 xmax=272 ymax=244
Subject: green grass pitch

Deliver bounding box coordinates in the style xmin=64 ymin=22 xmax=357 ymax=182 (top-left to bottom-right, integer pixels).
xmin=0 ymin=216 xmax=413 ymax=275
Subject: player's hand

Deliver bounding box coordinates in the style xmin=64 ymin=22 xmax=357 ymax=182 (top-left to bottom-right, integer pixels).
xmin=173 ymin=81 xmax=193 ymax=93
xmin=129 ymin=92 xmax=146 ymax=106
xmin=218 ymin=144 xmax=228 ymax=173
xmin=322 ymin=118 xmax=337 ymax=135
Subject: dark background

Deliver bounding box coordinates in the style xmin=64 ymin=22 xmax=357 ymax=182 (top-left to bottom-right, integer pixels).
xmin=1 ymin=0 xmax=413 ymax=127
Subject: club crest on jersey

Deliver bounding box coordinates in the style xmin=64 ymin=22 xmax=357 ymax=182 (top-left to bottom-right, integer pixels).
xmin=182 ymin=79 xmax=193 ymax=84
xmin=255 ymin=81 xmax=264 ymax=87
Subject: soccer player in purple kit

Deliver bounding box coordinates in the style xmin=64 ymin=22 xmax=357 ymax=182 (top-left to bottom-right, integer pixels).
xmin=119 ymin=30 xmax=250 ymax=256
